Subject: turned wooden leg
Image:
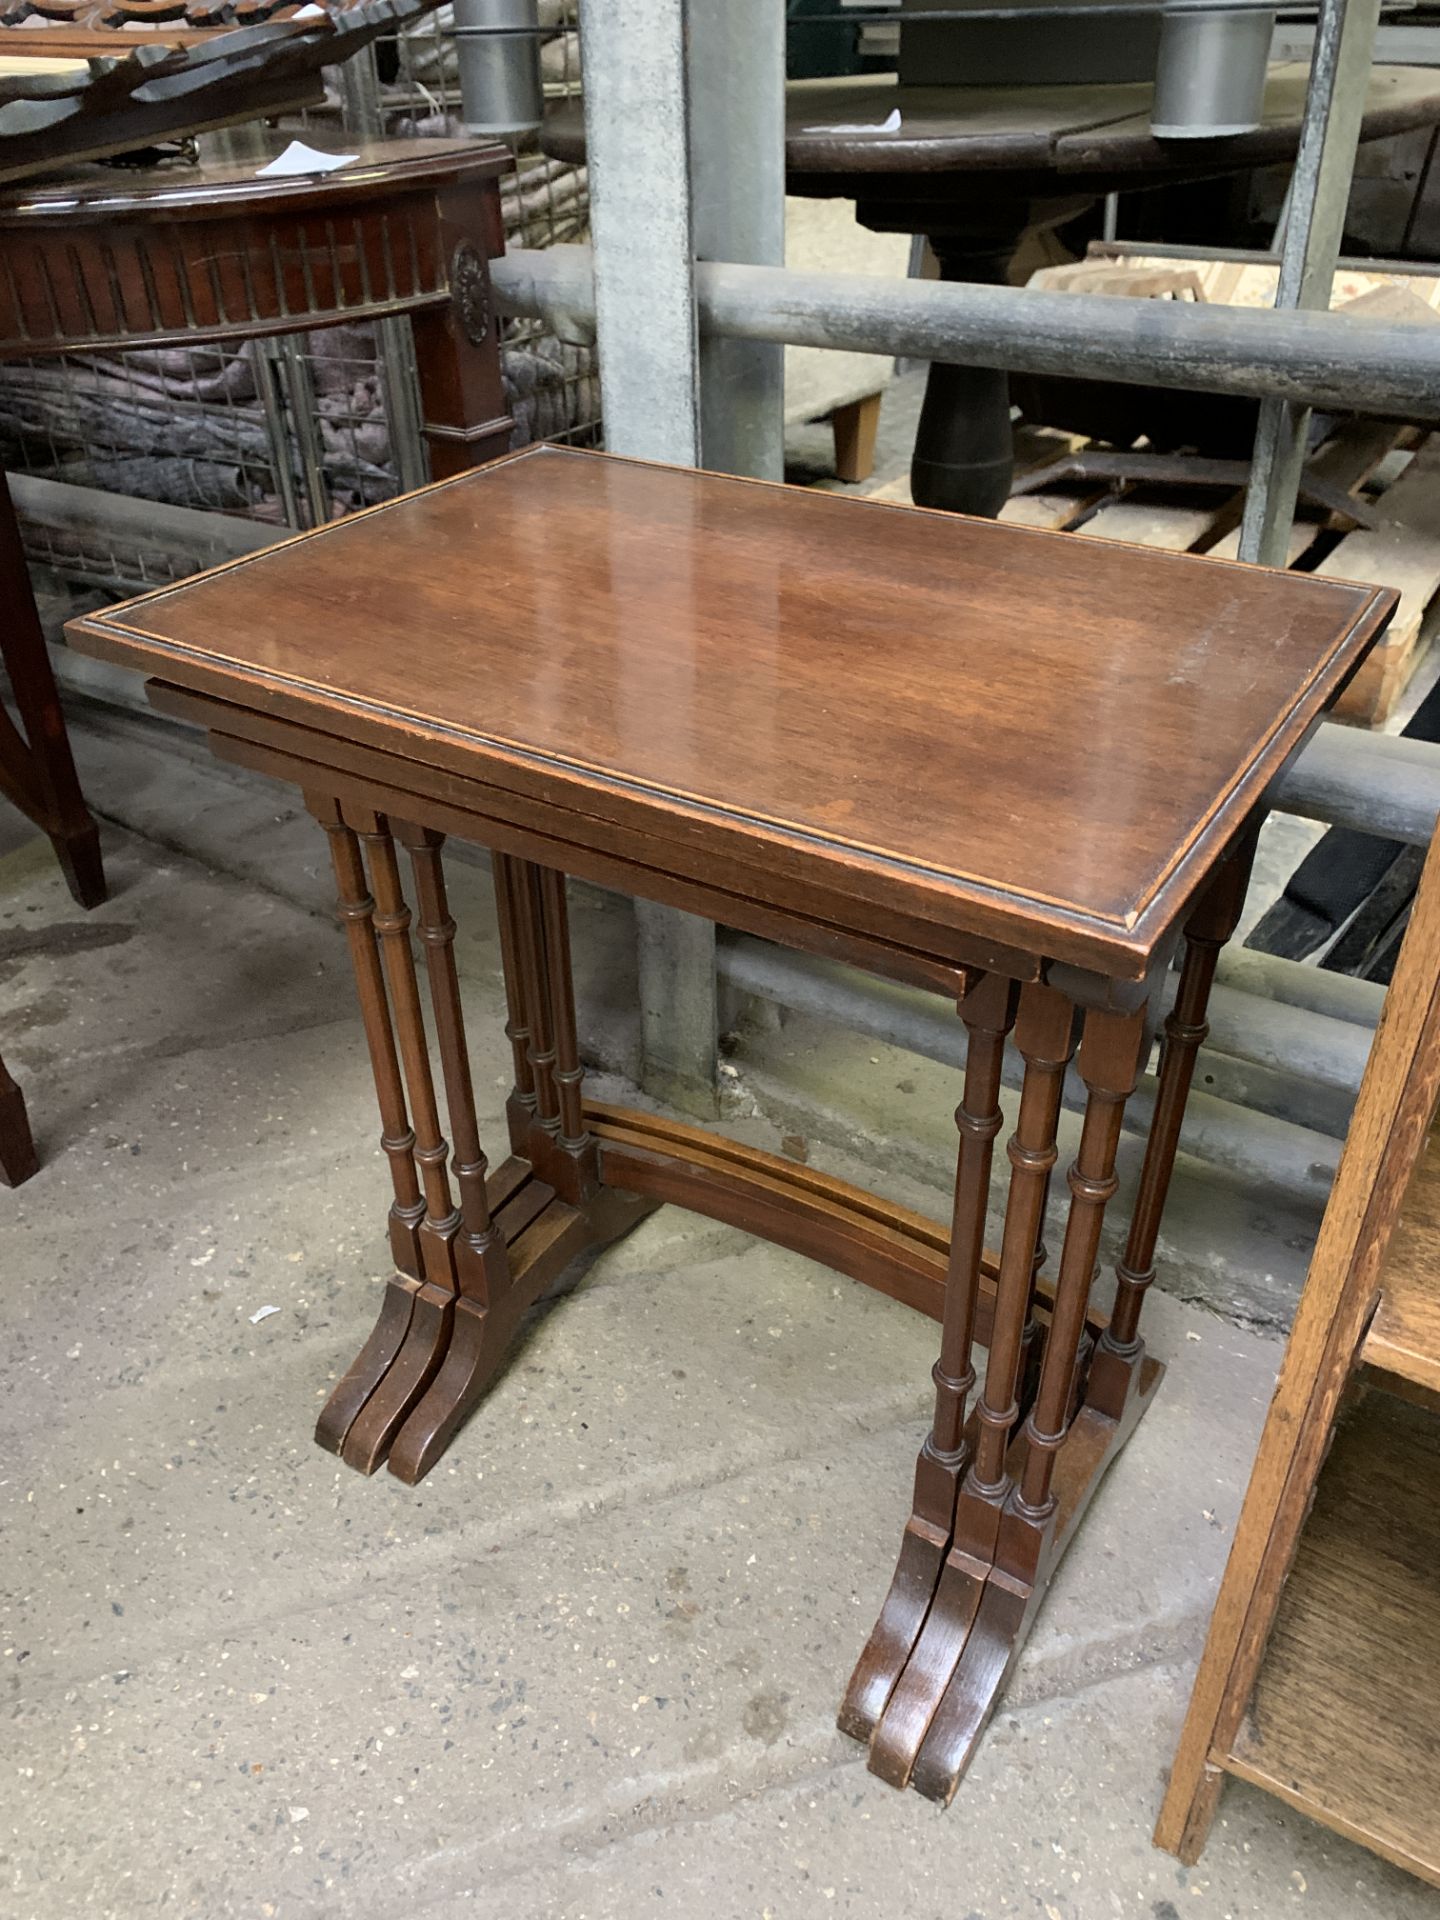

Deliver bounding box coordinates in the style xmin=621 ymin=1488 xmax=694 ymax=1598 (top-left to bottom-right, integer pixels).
xmin=510 ymin=856 xmax=563 ymax=1150
xmin=868 ymin=982 xmax=1076 ymax=1789
xmin=400 ymin=825 xmax=509 ymax=1299
xmin=1086 ymin=846 xmax=1252 ymax=1422
xmin=305 ymin=807 xmax=667 ymax=1487
xmin=832 ymin=391 xmax=883 ymax=484
xmin=1017 ymin=1148 xmax=1057 ymax=1414
xmin=838 ymin=972 xmax=1019 ymax=1742
xmin=341 ymin=812 xmax=463 ymax=1474
xmin=309 ymin=821 xmax=653 ymax=1483
xmin=385 ymin=824 xmax=516 ymax=1483
xmin=311 ymin=797 xmax=427 ymax=1455
xmin=0 ymin=470 xmax=105 ymax=909
xmin=501 ymin=855 xmax=602 ymax=1204
xmin=908 ymin=1000 xmax=1149 ymax=1804
xmin=1013 ymin=1007 xmax=1147 ymax=1519
xmin=0 ymin=1046 xmax=38 ymax=1187
xmin=493 ymin=852 xmax=539 ymax=1155
xmin=388 ymin=851 xmax=654 ymax=1484
xmin=536 ymin=863 xmax=602 ymax=1202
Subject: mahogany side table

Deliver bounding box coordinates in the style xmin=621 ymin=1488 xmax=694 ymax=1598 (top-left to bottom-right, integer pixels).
xmin=0 ymin=135 xmax=512 ymax=1182
xmin=67 ymin=445 xmax=1392 ymax=1804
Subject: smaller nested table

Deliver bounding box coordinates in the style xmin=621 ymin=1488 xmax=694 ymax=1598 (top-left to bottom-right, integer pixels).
xmin=0 ymin=135 xmax=512 ymax=1182
xmin=68 ymin=446 xmax=1390 ymax=1803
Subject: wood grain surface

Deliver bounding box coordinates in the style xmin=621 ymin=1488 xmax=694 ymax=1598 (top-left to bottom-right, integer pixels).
xmin=1228 ymin=1389 xmax=1440 ymax=1889
xmin=68 ymin=444 xmax=1393 ymax=979
xmin=1365 ymin=1125 xmax=1440 ymax=1395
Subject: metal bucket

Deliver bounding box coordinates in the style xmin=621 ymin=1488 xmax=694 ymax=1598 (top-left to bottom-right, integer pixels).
xmin=452 ymin=0 xmax=543 ymax=138
xmin=1151 ymin=5 xmax=1276 ymax=139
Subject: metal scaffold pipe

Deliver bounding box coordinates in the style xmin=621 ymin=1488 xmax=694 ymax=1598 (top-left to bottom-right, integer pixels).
xmin=491 ymin=246 xmax=1440 ymax=420
xmin=716 ymin=934 xmax=1341 ymax=1208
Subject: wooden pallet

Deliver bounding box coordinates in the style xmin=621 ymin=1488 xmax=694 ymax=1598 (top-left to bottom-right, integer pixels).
xmin=997 ymin=253 xmax=1440 ymax=728
xmin=867 ymin=416 xmax=1440 ymax=728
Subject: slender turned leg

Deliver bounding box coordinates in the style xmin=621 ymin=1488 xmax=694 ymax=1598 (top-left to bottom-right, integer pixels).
xmin=537 ymin=864 xmax=602 ymax=1202
xmin=342 ymin=814 xmax=463 ymax=1474
xmin=310 ymin=828 xmax=655 ymax=1482
xmin=509 ymin=857 xmax=563 ymax=1156
xmin=311 ymin=797 xmax=427 ymax=1455
xmin=493 ymin=854 xmax=538 ymax=1155
xmin=501 ymin=855 xmax=600 ymax=1204
xmin=838 ymin=973 xmax=1019 ymax=1742
xmin=0 ymin=1046 xmax=39 ymax=1187
xmin=389 ymin=852 xmax=654 ymax=1485
xmin=869 ymin=983 xmax=1076 ymax=1788
xmin=1017 ymin=1158 xmax=1056 ymax=1413
xmin=385 ymin=825 xmax=514 ymax=1483
xmin=910 ymin=1001 xmax=1149 ymax=1803
xmin=399 ymin=823 xmax=511 ymax=1305
xmin=1086 ymin=846 xmax=1252 ymax=1422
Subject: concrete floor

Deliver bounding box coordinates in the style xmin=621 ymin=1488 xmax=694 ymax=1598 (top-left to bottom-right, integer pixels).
xmin=5 ymin=707 xmax=1440 ymax=1920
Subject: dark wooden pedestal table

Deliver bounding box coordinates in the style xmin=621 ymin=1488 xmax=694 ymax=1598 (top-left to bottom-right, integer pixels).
xmin=545 ymin=65 xmax=1440 ymax=515
xmin=67 ymin=445 xmax=1392 ymax=1803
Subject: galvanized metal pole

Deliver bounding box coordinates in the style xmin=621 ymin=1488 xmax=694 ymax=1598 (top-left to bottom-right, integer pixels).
xmin=646 ymin=3 xmax=785 ymax=1104
xmin=687 ymin=2 xmax=786 ymax=479
xmin=1238 ymin=0 xmax=1383 ymax=566
xmin=493 ymin=245 xmax=1440 ymax=419
xmin=576 ymin=0 xmax=718 ymax=1115
xmin=576 ymin=0 xmax=699 ymax=465
xmin=716 ymin=934 xmax=1343 ymax=1208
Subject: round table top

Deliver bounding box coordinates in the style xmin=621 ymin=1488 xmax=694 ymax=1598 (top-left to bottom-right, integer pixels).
xmin=543 ymin=63 xmax=1440 ymax=196
xmin=0 ymin=134 xmax=505 ymax=225
xmin=0 ymin=132 xmax=507 ymax=359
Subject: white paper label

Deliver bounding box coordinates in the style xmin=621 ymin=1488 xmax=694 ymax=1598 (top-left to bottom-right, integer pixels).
xmin=256 ymin=140 xmax=359 ymax=179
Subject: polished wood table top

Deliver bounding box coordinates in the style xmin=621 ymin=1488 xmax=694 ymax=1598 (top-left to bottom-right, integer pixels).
xmin=73 ymin=444 xmax=1392 ymax=980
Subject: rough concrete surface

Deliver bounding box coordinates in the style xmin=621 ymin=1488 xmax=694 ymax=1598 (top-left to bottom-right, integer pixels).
xmin=4 ymin=709 xmax=1438 ymax=1920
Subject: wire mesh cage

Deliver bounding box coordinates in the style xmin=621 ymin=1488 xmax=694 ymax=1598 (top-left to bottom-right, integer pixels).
xmin=0 ymin=0 xmax=595 ymax=594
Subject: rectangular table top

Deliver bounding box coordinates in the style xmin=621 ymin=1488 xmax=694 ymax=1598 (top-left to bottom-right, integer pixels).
xmin=69 ymin=444 xmax=1393 ymax=979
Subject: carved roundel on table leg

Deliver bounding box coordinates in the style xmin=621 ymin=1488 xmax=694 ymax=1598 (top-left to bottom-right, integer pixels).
xmin=451 ymin=242 xmax=492 ymax=347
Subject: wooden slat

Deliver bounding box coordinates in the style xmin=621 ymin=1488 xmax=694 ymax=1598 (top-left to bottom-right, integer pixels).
xmin=1365 ymin=1126 xmax=1440 ymax=1394
xmin=1207 ymin=519 xmax=1318 ymax=566
xmin=1227 ymin=1389 xmax=1440 ymax=1890
xmin=1322 ymin=440 xmax=1440 ymax=725
xmin=1045 ymin=250 xmax=1440 ymax=315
